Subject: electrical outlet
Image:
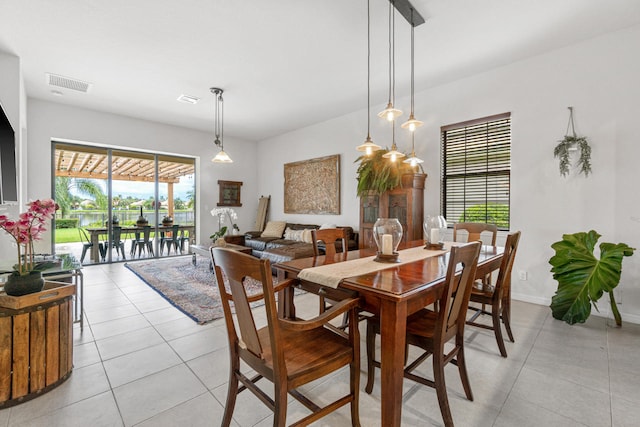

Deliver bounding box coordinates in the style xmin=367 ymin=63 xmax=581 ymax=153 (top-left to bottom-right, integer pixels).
xmin=518 ymin=270 xmax=528 ymax=281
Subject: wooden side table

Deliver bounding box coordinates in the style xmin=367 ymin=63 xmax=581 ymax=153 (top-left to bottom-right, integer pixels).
xmin=0 ymin=281 xmax=75 ymax=408
xmin=224 ymin=234 xmax=245 ymax=246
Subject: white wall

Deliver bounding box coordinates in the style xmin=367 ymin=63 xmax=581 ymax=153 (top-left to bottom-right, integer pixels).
xmin=257 ymin=25 xmax=640 ymax=323
xmin=26 ymin=99 xmax=259 ymax=248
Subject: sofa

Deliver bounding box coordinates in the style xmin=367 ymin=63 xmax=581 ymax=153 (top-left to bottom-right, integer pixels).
xmin=244 ymin=221 xmax=358 ymax=264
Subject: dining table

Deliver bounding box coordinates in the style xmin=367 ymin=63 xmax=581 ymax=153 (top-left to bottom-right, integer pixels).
xmin=86 ymin=224 xmax=195 ymax=262
xmin=274 ymin=240 xmax=504 ymax=427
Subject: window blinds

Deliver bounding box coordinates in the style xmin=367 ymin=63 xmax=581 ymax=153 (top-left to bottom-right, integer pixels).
xmin=441 ymin=113 xmax=511 ymax=230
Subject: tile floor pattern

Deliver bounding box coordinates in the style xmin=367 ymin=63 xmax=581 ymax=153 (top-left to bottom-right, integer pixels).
xmin=1 ymin=260 xmax=639 ymax=426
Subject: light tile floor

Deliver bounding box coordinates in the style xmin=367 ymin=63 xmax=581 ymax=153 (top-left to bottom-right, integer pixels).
xmin=1 ymin=260 xmax=638 ymax=426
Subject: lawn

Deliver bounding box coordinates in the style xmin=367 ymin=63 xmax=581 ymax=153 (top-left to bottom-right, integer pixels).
xmin=55 ymin=228 xmax=82 ymax=244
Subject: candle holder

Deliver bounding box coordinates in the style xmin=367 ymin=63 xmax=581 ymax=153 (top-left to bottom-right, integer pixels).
xmin=372 ymin=218 xmax=403 ymax=263
xmin=424 ymin=215 xmax=447 ymax=250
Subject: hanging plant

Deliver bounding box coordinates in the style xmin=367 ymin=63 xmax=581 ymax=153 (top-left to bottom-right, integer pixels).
xmin=553 ymin=107 xmax=592 ymax=177
xmin=355 ymin=149 xmax=420 ymax=197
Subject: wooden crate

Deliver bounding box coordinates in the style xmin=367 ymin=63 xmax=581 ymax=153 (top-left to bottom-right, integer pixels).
xmin=0 ymin=281 xmax=75 ymax=408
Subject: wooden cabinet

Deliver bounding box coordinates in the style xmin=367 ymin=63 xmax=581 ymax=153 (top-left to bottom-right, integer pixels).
xmin=224 ymin=234 xmax=245 ymax=246
xmin=359 ymin=173 xmax=426 ymax=249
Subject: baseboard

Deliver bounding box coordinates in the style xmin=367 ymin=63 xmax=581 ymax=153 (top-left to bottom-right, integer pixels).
xmin=512 ymin=293 xmax=640 ymax=325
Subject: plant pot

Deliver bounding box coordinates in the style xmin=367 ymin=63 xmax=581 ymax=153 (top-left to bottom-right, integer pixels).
xmin=136 ymin=216 xmax=148 ymax=227
xmin=162 ymin=221 xmax=173 ymax=227
xmin=3 ymin=271 xmax=45 ymax=296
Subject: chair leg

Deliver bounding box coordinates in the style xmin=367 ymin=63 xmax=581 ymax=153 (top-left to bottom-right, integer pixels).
xmin=273 ymin=384 xmax=288 ymax=426
xmin=221 ymin=372 xmax=239 ymax=427
xmin=365 ymin=320 xmax=376 ymax=394
xmin=433 ymin=352 xmax=454 ymax=427
xmin=119 ymin=243 xmax=126 ymax=260
xmin=80 ymin=246 xmax=88 ymax=263
xmin=492 ymin=304 xmax=508 ymax=357
xmin=502 ymin=297 xmax=515 ymax=342
xmin=455 ymin=343 xmax=473 ymax=401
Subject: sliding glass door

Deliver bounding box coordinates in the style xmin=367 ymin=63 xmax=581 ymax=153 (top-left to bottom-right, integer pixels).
xmin=53 ymin=142 xmax=196 ymax=264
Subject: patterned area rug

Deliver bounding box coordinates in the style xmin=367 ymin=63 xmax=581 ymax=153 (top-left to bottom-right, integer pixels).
xmin=125 ymin=256 xmax=265 ymax=325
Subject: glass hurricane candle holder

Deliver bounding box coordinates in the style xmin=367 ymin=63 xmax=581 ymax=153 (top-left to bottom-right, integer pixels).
xmin=373 ymin=218 xmax=403 ymax=263
xmin=424 ymin=215 xmax=447 ymax=249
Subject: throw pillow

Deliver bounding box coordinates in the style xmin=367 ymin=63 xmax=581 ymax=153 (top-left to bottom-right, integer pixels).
xmin=301 ymin=229 xmax=314 ymax=243
xmin=319 ymin=223 xmax=337 ymax=230
xmin=283 ymin=227 xmax=295 ymax=240
xmin=261 ymin=221 xmax=287 ymax=238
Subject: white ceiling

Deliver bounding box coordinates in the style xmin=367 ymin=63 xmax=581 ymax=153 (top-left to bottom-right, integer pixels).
xmin=1 ymin=0 xmax=639 ymax=142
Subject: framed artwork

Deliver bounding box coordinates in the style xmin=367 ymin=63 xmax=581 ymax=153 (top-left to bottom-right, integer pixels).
xmin=217 ymin=180 xmax=242 ymax=206
xmin=284 ymin=154 xmax=340 ymax=214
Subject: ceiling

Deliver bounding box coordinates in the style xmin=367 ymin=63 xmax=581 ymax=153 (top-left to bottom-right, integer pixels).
xmin=1 ymin=0 xmax=639 ymax=142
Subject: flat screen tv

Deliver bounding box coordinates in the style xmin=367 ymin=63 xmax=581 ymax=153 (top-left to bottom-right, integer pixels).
xmin=0 ymin=101 xmax=17 ymax=204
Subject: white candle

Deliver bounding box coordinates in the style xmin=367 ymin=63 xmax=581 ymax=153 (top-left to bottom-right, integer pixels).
xmin=430 ymin=229 xmax=439 ymax=244
xmin=381 ymin=233 xmax=393 ymax=255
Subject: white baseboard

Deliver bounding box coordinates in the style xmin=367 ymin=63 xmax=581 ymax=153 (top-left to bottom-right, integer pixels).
xmin=512 ymin=293 xmax=640 ymax=325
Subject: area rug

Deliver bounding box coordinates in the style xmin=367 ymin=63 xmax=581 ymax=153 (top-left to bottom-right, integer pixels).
xmin=124 ymin=256 xmax=266 ymax=325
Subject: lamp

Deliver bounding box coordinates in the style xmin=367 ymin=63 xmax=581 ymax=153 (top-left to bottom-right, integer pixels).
xmin=401 ymin=8 xmax=424 ymax=132
xmin=403 ymin=133 xmax=423 ymax=167
xmin=211 ymin=87 xmax=232 ymax=163
xmin=382 ymin=122 xmax=405 ymax=162
xmin=356 ymin=0 xmax=381 ymax=156
xmin=377 ymin=1 xmax=402 ymax=122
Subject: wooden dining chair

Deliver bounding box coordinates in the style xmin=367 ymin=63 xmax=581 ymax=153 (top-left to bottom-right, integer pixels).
xmin=466 ymin=231 xmax=521 ymax=357
xmin=453 ymin=222 xmax=497 ymax=290
xmin=312 ymin=228 xmax=350 ymax=322
xmin=211 ymin=247 xmax=361 ymax=427
xmin=365 ymin=241 xmax=481 ymax=427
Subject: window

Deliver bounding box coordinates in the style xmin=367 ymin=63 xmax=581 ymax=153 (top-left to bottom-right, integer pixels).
xmin=441 ymin=113 xmax=511 ymax=230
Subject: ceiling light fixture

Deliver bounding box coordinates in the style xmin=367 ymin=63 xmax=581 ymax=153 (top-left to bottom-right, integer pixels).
xmin=400 ymin=8 xmax=423 ymax=132
xmin=382 ymin=122 xmax=405 ymax=162
xmin=378 ymin=1 xmax=402 ymax=122
xmin=211 ymin=87 xmax=232 ymax=163
xmin=403 ymin=133 xmax=424 ymax=167
xmin=356 ymin=0 xmax=381 ymax=156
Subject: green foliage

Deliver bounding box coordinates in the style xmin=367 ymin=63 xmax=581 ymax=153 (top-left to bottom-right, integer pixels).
xmin=210 ymin=226 xmax=228 ymax=240
xmin=460 ymin=204 xmax=509 ymax=229
xmin=355 ymin=149 xmax=418 ymax=197
xmin=553 ymin=135 xmax=592 ymax=177
xmin=549 ymin=230 xmax=635 ymax=326
xmin=55 ymin=218 xmax=79 ymax=229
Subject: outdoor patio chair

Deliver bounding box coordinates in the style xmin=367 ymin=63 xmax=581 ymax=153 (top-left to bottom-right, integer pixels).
xmin=102 ymin=226 xmax=126 ymax=260
xmin=160 ymin=224 xmax=180 ymax=255
xmin=133 ymin=225 xmax=154 ymax=258
xmin=79 ymin=228 xmax=104 ymax=264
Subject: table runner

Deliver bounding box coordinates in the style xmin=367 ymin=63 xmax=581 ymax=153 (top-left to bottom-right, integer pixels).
xmin=297 ymin=244 xmax=450 ymax=288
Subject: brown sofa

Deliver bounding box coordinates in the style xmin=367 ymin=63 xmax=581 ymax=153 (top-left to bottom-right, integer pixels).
xmin=244 ymin=223 xmax=358 ymax=264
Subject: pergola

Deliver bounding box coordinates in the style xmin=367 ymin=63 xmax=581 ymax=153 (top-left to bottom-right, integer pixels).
xmin=54 ymin=144 xmax=195 ymax=217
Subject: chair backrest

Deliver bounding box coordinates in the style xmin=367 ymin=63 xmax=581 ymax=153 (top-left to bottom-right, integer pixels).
xmin=141 ymin=225 xmax=151 ymax=241
xmin=79 ymin=228 xmax=91 ymax=244
xmin=211 ymin=247 xmax=284 ymax=372
xmin=493 ymin=231 xmax=521 ymax=302
xmin=438 ymin=241 xmax=481 ymax=341
xmin=112 ymin=226 xmax=123 ymax=243
xmin=453 ymin=222 xmax=498 ymax=245
xmin=312 ymin=228 xmax=347 ymax=258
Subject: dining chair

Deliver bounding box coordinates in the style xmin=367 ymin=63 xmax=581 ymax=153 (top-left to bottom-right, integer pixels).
xmin=365 ymin=241 xmax=481 ymax=427
xmin=102 ymin=226 xmax=126 ymax=260
xmin=211 ymin=247 xmax=361 ymax=427
xmin=466 ymin=231 xmax=521 ymax=357
xmin=134 ymin=225 xmax=154 ymax=258
xmin=79 ymin=228 xmax=104 ymax=264
xmin=453 ymin=222 xmax=498 ymax=290
xmin=160 ymin=224 xmax=180 ymax=255
xmin=177 ymin=228 xmax=190 ymax=254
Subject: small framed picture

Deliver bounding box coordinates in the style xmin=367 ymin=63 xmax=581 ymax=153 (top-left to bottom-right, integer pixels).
xmin=218 ymin=180 xmax=242 ymax=206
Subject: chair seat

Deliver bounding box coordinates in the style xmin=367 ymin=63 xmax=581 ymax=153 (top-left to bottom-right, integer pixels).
xmin=469 ymin=287 xmax=494 ymax=304
xmin=257 ymin=325 xmax=353 ymax=385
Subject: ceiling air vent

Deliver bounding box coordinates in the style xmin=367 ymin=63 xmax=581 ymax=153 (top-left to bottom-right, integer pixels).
xmin=177 ymin=94 xmax=200 ymax=104
xmin=46 ymin=73 xmax=92 ymax=93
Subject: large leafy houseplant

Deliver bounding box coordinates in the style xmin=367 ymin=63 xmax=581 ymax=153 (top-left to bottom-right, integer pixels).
xmin=355 ymin=149 xmax=419 ymax=197
xmin=549 ymin=230 xmax=635 ymax=326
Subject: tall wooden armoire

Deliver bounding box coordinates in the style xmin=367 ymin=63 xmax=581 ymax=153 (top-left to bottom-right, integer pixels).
xmin=359 ymin=173 xmax=427 ymax=249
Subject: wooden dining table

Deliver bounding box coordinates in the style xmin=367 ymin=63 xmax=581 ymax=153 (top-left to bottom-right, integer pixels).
xmin=86 ymin=225 xmax=195 ymax=262
xmin=274 ymin=240 xmax=504 ymax=427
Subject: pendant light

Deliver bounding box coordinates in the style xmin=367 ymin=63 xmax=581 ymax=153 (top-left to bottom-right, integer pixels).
xmin=382 ymin=121 xmax=405 ymax=162
xmin=403 ymin=133 xmax=423 ymax=166
xmin=378 ymin=1 xmax=402 ymax=122
xmin=356 ymin=0 xmax=381 ymax=156
xmin=400 ymin=8 xmax=423 ymax=132
xmin=211 ymin=87 xmax=232 ymax=163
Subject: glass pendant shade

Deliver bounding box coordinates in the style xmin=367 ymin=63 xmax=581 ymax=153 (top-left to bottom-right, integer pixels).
xmin=403 ymin=151 xmax=424 ymax=167
xmin=378 ymin=103 xmax=403 ymax=122
xmin=424 ymin=215 xmax=447 ymax=246
xmin=401 ymin=114 xmax=424 ymax=131
xmin=382 ymin=142 xmax=405 ymax=162
xmin=373 ymin=218 xmax=403 ymax=255
xmin=212 ymin=150 xmax=232 ymax=163
xmin=357 ymin=135 xmax=381 ymax=156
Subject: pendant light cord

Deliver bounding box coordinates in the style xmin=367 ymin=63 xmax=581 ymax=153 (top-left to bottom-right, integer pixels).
xmin=386 ymin=1 xmax=392 ymax=106
xmin=367 ymin=0 xmax=371 ymax=138
xmin=391 ymin=3 xmax=396 ymax=108
xmin=410 ymin=8 xmax=415 ymax=115
xmin=220 ymin=93 xmax=224 ymax=149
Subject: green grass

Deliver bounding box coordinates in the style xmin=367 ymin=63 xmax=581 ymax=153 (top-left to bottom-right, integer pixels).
xmin=55 ymin=228 xmax=82 ymax=244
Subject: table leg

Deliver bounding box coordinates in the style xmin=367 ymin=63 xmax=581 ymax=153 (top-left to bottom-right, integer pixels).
xmin=276 ymin=269 xmax=296 ymax=319
xmin=379 ymin=298 xmax=408 ymax=427
xmin=90 ymin=232 xmax=100 ymax=262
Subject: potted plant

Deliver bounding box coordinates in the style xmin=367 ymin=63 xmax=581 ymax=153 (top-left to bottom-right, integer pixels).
xmin=553 ymin=107 xmax=592 ymax=177
xmin=355 ymin=149 xmax=422 ymax=197
xmin=162 ymin=215 xmax=173 ymax=226
xmin=0 ymin=199 xmax=59 ymax=296
xmin=549 ymin=230 xmax=635 ymax=326
xmin=136 ymin=206 xmax=148 ymax=226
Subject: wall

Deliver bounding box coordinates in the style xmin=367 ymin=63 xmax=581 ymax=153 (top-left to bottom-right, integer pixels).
xmin=257 ymin=25 xmax=640 ymax=323
xmin=26 ymin=99 xmax=258 ymax=248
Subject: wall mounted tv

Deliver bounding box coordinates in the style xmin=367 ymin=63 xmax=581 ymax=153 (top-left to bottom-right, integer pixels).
xmin=0 ymin=101 xmax=18 ymax=204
